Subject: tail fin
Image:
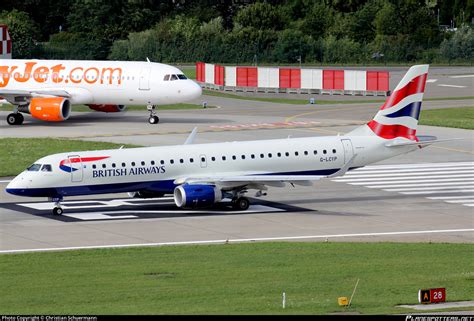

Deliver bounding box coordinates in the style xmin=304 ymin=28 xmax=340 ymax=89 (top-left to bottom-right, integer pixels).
xmin=0 ymin=25 xmax=12 ymax=59
xmin=350 ymin=65 xmax=429 ymax=140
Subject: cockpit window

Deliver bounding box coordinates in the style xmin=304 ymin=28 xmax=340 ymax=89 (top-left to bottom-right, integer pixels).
xmin=41 ymin=164 xmax=52 ymax=172
xmin=164 ymin=74 xmax=170 ymax=81
xmin=27 ymin=164 xmax=41 ymax=171
xmin=177 ymin=74 xmax=187 ymax=80
xmin=170 ymin=74 xmax=178 ymax=81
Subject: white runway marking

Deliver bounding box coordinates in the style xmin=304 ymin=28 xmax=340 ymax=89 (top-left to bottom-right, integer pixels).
xmin=449 ymin=74 xmax=474 ymax=78
xmin=426 ymin=79 xmax=437 ymax=83
xmin=334 ymin=161 xmax=474 ymax=207
xmin=1 ymin=228 xmax=472 ymax=254
xmin=437 ymin=84 xmax=467 ymax=88
xmin=0 ymin=180 xmax=11 ymax=183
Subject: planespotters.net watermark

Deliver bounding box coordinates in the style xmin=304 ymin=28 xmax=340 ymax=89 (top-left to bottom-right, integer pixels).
xmin=406 ymin=316 xmax=474 ymax=321
xmin=2 ymin=317 xmax=97 ymax=321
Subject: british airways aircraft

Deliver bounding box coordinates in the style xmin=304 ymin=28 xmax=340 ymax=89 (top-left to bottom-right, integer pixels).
xmin=7 ymin=65 xmax=447 ymax=215
xmin=0 ymin=25 xmax=201 ymax=125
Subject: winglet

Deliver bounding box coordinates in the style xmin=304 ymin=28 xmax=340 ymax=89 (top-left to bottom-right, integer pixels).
xmin=184 ymin=127 xmax=198 ymax=145
xmin=328 ymin=154 xmax=357 ymax=178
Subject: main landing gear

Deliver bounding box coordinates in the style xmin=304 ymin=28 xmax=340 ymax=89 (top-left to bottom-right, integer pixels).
xmin=231 ymin=197 xmax=250 ymax=211
xmin=147 ymin=104 xmax=159 ymax=124
xmin=7 ymin=113 xmax=24 ymax=125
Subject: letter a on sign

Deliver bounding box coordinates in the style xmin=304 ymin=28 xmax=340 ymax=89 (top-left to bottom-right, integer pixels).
xmin=418 ymin=289 xmax=431 ymax=304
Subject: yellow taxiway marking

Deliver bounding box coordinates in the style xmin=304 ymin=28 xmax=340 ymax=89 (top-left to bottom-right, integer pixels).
xmin=431 ymin=145 xmax=474 ymax=155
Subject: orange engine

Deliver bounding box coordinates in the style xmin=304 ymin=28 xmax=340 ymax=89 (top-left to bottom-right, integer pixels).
xmin=87 ymin=104 xmax=126 ymax=113
xmin=19 ymin=97 xmax=71 ymax=122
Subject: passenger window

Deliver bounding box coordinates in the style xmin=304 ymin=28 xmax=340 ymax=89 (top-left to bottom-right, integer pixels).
xmin=268 ymin=153 xmax=272 ymax=158
xmin=277 ymin=152 xmax=281 ymax=157
xmin=251 ymin=154 xmax=255 ymax=159
xmin=112 ymin=163 xmax=116 ymax=168
xmin=170 ymin=159 xmax=174 ymax=164
xmin=295 ymin=152 xmax=299 ymax=156
xmin=222 ymin=156 xmax=226 ymax=161
xmin=102 ymin=164 xmax=106 ymax=168
xmin=314 ymin=150 xmax=317 ymax=155
xmin=160 ymin=160 xmax=165 ymax=165
xmin=164 ymin=75 xmax=170 ymax=81
xmin=323 ymin=150 xmax=327 ymax=154
xmin=122 ymin=163 xmax=126 ymax=167
xmin=260 ymin=154 xmax=264 ymax=158
xmin=332 ymin=149 xmax=336 ymax=154
xmin=92 ymin=165 xmax=96 ymax=169
xmin=232 ymin=155 xmax=236 ymax=160
xmin=304 ymin=151 xmax=308 ymax=156
xmin=171 ymin=74 xmax=178 ymax=81
xmin=241 ymin=155 xmax=245 ymax=160
xmin=132 ymin=162 xmax=136 ymax=166
xmin=180 ymin=159 xmax=184 ymax=163
xmin=285 ymin=152 xmax=289 ymax=157
xmin=190 ymin=158 xmax=194 ymax=163
xmin=151 ymin=160 xmax=155 ymax=165
xmin=201 ymin=157 xmax=205 ymax=162
xmin=27 ymin=164 xmax=41 ymax=171
xmin=41 ymin=164 xmax=52 ymax=172
xmin=141 ymin=161 xmax=145 ymax=166
xmin=211 ymin=157 xmax=216 ymax=161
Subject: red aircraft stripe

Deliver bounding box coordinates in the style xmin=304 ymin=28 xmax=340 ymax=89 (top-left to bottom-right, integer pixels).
xmin=380 ymin=73 xmax=427 ymax=110
xmin=367 ymin=120 xmax=417 ymax=140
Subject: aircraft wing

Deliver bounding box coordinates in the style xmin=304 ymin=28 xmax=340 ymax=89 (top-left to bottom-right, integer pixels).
xmin=174 ymin=155 xmax=357 ymax=189
xmin=0 ymin=89 xmax=71 ymax=104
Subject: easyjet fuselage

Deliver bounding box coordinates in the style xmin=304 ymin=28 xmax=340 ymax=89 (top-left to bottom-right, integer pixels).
xmin=0 ymin=59 xmax=202 ymax=105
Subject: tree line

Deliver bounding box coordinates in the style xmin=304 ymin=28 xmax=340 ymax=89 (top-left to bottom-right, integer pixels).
xmin=0 ymin=0 xmax=472 ymax=64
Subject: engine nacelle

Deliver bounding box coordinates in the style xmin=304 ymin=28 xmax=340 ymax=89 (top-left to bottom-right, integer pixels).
xmin=19 ymin=97 xmax=71 ymax=121
xmin=174 ymin=184 xmax=222 ymax=209
xmin=87 ymin=104 xmax=126 ymax=113
xmin=128 ymin=190 xmax=165 ymax=198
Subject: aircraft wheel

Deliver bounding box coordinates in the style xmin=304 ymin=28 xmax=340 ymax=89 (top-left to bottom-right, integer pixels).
xmin=232 ymin=197 xmax=250 ymax=211
xmin=148 ymin=116 xmax=159 ymax=124
xmin=7 ymin=113 xmax=23 ymax=125
xmin=52 ymin=207 xmax=63 ymax=216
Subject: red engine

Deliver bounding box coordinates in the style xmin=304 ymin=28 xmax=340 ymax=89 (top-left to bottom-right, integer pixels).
xmin=87 ymin=104 xmax=126 ymax=113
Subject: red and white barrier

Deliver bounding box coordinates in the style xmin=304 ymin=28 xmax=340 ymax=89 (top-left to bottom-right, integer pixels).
xmin=196 ymin=62 xmax=390 ymax=96
xmin=0 ymin=25 xmax=12 ymax=59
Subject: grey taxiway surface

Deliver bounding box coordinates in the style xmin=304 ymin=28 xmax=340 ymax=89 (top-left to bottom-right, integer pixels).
xmin=0 ymin=70 xmax=472 ymax=252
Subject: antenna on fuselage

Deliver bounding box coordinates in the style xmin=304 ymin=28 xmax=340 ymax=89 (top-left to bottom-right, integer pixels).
xmin=146 ymin=57 xmax=151 ymax=63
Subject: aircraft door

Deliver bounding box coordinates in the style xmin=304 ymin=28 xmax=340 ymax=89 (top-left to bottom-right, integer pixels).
xmin=68 ymin=155 xmax=83 ymax=182
xmin=139 ymin=65 xmax=151 ymax=91
xmin=341 ymin=139 xmax=354 ymax=163
xmin=200 ymin=155 xmax=207 ymax=168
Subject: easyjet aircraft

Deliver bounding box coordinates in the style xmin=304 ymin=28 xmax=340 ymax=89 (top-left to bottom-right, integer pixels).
xmin=7 ymin=65 xmax=457 ymax=215
xmin=0 ymin=25 xmax=202 ymax=125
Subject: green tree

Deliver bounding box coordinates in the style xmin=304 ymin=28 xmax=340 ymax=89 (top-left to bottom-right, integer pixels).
xmin=234 ymin=2 xmax=288 ymax=30
xmin=0 ymin=9 xmax=39 ymax=58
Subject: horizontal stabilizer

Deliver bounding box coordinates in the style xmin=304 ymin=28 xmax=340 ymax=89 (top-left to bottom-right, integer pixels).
xmin=385 ymin=137 xmax=463 ymax=147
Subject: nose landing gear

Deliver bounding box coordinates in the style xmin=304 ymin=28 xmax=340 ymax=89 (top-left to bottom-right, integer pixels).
xmin=50 ymin=197 xmax=64 ymax=215
xmin=147 ymin=104 xmax=160 ymax=124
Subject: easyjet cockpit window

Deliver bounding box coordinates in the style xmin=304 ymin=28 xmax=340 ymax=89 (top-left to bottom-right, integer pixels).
xmin=164 ymin=74 xmax=170 ymax=81
xmin=170 ymin=74 xmax=178 ymax=81
xmin=178 ymin=74 xmax=187 ymax=80
xmin=41 ymin=164 xmax=52 ymax=172
xmin=27 ymin=164 xmax=41 ymax=171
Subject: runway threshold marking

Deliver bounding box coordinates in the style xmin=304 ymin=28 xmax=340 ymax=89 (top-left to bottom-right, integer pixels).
xmin=334 ymin=161 xmax=474 ymax=207
xmin=437 ymin=84 xmax=467 ymax=88
xmin=1 ymin=228 xmax=472 ymax=254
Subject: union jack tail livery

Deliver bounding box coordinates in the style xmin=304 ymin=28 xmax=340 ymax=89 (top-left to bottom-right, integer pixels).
xmin=359 ymin=65 xmax=429 ymax=141
xmin=0 ymin=25 xmax=12 ymax=59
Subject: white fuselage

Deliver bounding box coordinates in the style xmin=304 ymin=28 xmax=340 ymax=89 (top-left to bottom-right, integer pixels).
xmin=6 ymin=131 xmax=415 ymax=198
xmin=0 ymin=59 xmax=202 ymax=105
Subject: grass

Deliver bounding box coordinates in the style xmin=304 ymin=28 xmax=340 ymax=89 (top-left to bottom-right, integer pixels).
xmin=419 ymin=106 xmax=474 ymax=130
xmin=0 ymin=242 xmax=472 ymax=315
xmin=0 ymin=138 xmax=140 ymax=177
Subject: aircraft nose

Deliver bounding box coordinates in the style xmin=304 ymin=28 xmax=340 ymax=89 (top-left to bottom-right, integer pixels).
xmin=188 ymin=81 xmax=202 ymax=100
xmin=6 ymin=174 xmax=31 ymax=196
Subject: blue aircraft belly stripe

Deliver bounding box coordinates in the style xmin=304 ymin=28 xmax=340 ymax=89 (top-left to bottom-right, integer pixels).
xmin=6 ymin=167 xmax=353 ymax=198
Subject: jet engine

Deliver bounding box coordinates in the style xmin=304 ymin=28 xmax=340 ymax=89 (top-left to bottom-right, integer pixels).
xmin=87 ymin=104 xmax=126 ymax=113
xmin=173 ymin=184 xmax=222 ymax=209
xmin=128 ymin=190 xmax=165 ymax=198
xmin=18 ymin=97 xmax=71 ymax=121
